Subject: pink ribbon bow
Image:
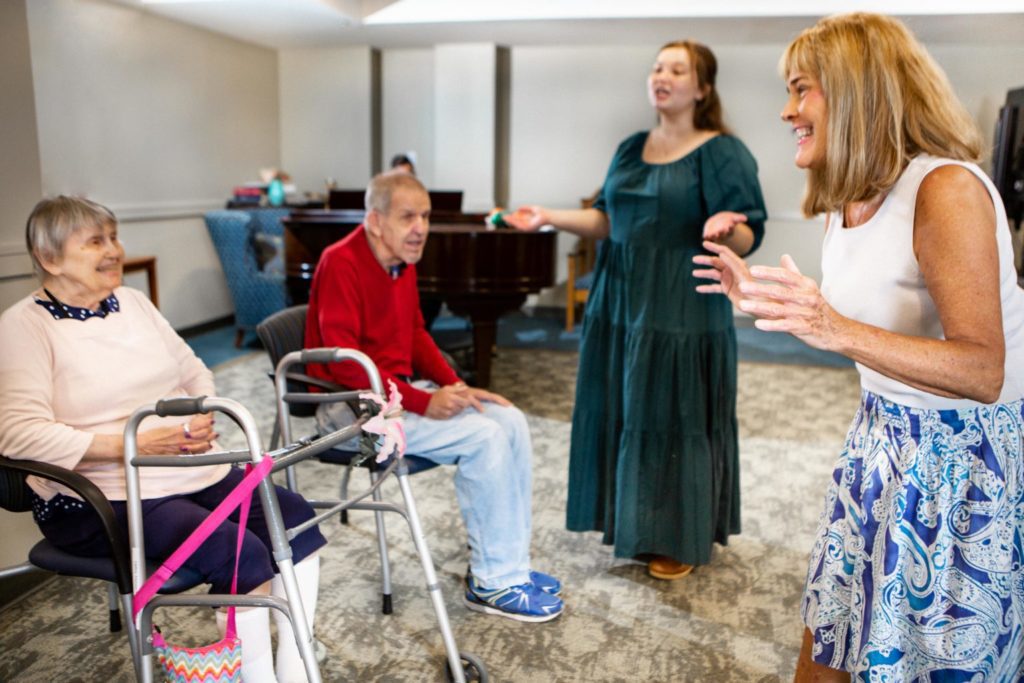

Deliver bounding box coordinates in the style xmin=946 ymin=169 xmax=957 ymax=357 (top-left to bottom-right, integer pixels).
xmin=359 ymin=379 xmax=407 ymax=463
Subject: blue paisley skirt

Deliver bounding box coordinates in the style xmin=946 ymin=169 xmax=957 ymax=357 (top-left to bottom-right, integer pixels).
xmin=802 ymin=391 xmax=1024 ymax=681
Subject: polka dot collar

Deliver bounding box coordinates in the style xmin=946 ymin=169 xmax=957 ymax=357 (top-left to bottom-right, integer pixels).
xmin=34 ymin=291 xmax=120 ymax=321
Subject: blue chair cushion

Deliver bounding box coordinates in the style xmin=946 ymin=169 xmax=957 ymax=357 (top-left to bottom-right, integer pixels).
xmin=574 ymin=271 xmax=595 ymax=290
xmin=253 ymin=232 xmax=285 ymax=276
xmin=30 ymin=540 xmax=204 ymax=593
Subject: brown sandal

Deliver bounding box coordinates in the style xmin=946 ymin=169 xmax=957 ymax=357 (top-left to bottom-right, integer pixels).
xmin=648 ymin=556 xmax=694 ymax=580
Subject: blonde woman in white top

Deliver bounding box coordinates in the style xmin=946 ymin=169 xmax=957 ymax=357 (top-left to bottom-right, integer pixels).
xmin=694 ymin=13 xmax=1024 ymax=683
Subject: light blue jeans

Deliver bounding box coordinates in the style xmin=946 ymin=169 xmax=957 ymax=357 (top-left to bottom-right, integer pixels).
xmin=317 ymin=386 xmax=533 ymax=590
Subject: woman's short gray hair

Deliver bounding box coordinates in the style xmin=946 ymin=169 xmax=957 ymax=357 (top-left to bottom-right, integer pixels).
xmin=25 ymin=196 xmax=117 ymax=278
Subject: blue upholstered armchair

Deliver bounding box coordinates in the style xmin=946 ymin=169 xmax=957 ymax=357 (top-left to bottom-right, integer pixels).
xmin=247 ymin=207 xmax=289 ymax=239
xmin=204 ymin=210 xmax=289 ymax=347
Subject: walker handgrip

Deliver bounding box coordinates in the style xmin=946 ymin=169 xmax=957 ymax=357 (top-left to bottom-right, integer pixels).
xmin=300 ymin=349 xmax=341 ymax=365
xmin=154 ymin=396 xmax=207 ymax=417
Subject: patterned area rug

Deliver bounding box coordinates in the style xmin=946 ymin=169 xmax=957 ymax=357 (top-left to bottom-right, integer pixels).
xmin=0 ymin=350 xmax=862 ymax=682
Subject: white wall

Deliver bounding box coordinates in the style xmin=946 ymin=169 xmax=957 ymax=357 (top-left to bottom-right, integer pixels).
xmin=930 ymin=45 xmax=1024 ymax=160
xmin=382 ymin=49 xmax=435 ymax=188
xmin=279 ymin=46 xmax=375 ymax=192
xmin=22 ymin=0 xmax=282 ymax=329
xmin=0 ymin=0 xmax=46 ymax=576
xmin=510 ymin=46 xmax=653 ymax=209
xmin=434 ymin=44 xmax=498 ymax=212
xmin=117 ymin=216 xmax=232 ymax=328
xmin=382 ymin=44 xmax=506 ymax=209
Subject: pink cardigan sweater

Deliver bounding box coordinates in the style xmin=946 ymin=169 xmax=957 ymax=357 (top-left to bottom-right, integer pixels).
xmin=0 ymin=287 xmax=228 ymax=501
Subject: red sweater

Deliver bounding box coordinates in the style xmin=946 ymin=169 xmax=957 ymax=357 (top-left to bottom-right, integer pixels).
xmin=304 ymin=226 xmax=460 ymax=415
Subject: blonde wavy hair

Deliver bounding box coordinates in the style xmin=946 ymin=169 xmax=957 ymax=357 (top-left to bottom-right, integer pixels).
xmin=780 ymin=13 xmax=983 ymax=217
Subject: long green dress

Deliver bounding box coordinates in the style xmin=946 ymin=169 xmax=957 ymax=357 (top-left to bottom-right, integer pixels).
xmin=566 ymin=132 xmax=767 ymax=565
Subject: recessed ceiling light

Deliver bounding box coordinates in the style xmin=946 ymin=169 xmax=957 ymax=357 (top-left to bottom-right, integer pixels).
xmin=364 ymin=0 xmax=1024 ymax=25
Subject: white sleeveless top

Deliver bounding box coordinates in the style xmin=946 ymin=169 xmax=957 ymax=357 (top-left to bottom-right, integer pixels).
xmin=820 ymin=154 xmax=1024 ymax=409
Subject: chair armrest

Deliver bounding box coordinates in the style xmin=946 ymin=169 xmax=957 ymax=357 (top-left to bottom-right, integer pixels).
xmin=284 ymin=371 xmax=345 ymax=393
xmin=264 ymin=371 xmax=342 ymax=393
xmin=0 ymin=455 xmax=132 ymax=595
xmin=277 ymin=371 xmax=363 ymax=415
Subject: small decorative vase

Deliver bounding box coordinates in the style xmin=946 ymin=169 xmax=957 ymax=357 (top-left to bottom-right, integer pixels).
xmin=267 ymin=178 xmax=286 ymax=207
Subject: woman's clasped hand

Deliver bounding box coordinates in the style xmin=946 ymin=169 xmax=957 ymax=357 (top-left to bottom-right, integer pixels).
xmin=139 ymin=413 xmax=217 ymax=455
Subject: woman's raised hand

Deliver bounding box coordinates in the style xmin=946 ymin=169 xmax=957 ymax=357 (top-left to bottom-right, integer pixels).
xmin=736 ymin=255 xmax=842 ymax=352
xmin=503 ymin=206 xmax=550 ymax=232
xmin=138 ymin=413 xmax=217 ymax=455
xmin=702 ymin=211 xmax=748 ymax=243
xmin=692 ymin=240 xmax=754 ymax=307
xmin=695 ymin=243 xmax=842 ymax=351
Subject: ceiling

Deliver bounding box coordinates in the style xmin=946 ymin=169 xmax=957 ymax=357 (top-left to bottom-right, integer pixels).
xmin=112 ymin=0 xmax=1024 ymax=48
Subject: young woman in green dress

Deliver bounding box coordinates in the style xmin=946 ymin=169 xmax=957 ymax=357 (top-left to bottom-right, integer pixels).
xmin=506 ymin=40 xmax=767 ymax=579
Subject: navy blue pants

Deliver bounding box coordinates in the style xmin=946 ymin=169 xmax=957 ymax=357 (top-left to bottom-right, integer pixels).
xmin=33 ymin=468 xmax=327 ymax=594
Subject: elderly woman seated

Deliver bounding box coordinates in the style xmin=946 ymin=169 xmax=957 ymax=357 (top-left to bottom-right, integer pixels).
xmin=0 ymin=196 xmax=324 ymax=683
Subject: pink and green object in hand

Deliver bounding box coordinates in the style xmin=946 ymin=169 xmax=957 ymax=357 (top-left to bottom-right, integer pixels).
xmin=486 ymin=208 xmax=509 ymax=228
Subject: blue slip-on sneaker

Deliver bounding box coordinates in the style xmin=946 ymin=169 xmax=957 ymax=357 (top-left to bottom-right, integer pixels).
xmin=466 ymin=567 xmax=563 ymax=596
xmin=464 ymin=576 xmax=564 ymax=623
xmin=529 ymin=570 xmax=562 ymax=596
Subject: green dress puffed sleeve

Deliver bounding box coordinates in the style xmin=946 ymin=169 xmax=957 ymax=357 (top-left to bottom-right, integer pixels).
xmin=590 ymin=134 xmax=639 ymax=217
xmin=698 ymin=135 xmax=767 ymax=254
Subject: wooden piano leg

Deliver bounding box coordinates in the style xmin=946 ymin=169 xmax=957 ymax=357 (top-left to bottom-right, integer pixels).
xmin=447 ymin=295 xmax=527 ymax=390
xmin=469 ymin=318 xmax=497 ymax=389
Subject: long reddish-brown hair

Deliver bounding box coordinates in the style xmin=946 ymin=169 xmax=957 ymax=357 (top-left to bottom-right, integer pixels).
xmin=658 ymin=40 xmax=729 ymax=134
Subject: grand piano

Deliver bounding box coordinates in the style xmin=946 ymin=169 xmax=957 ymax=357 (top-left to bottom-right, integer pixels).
xmin=282 ymin=208 xmax=557 ymax=387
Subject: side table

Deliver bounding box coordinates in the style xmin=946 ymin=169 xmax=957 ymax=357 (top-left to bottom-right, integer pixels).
xmin=123 ymin=255 xmax=159 ymax=308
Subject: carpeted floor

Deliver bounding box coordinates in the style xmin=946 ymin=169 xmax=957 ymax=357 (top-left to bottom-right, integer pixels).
xmin=0 ymin=349 xmax=862 ymax=682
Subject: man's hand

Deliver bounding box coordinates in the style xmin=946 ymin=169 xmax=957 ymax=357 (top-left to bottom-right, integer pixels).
xmin=460 ymin=385 xmax=512 ymax=410
xmin=425 ymin=383 xmax=512 ymax=420
xmin=425 ymin=384 xmax=471 ymax=420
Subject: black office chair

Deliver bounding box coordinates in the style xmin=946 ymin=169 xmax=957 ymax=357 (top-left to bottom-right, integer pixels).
xmin=256 ymin=305 xmax=439 ymax=611
xmin=257 ymin=304 xmax=439 ymax=474
xmin=0 ymin=455 xmax=203 ymax=679
xmin=0 ymin=455 xmax=133 ymax=635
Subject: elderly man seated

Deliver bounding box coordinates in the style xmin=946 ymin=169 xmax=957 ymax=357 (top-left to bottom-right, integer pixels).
xmin=304 ymin=172 xmax=564 ymax=622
